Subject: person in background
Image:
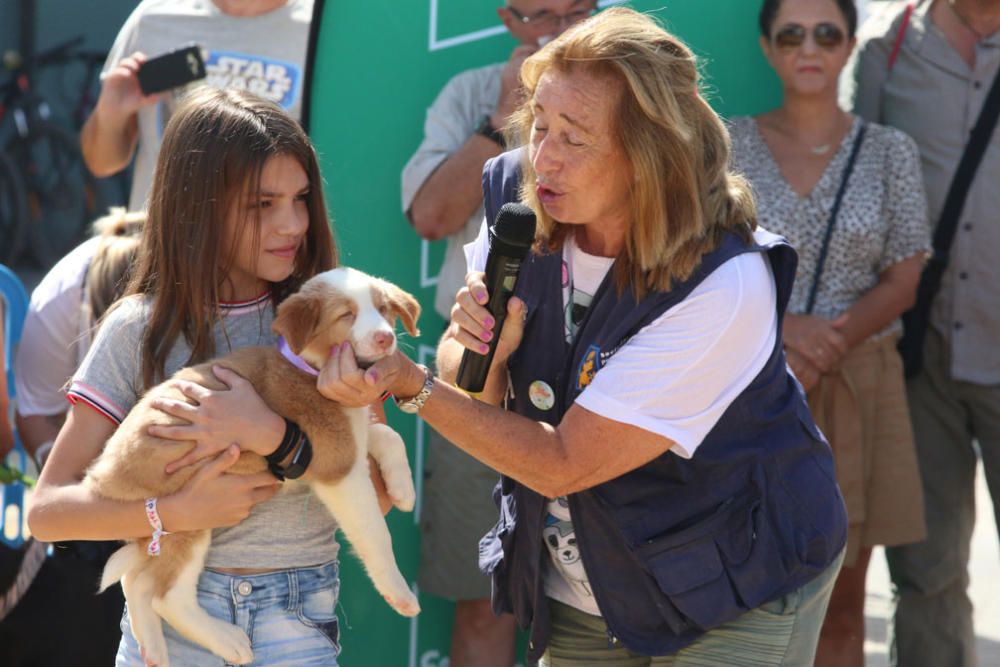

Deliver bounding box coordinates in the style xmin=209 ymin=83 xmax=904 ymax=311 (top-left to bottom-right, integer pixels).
xmin=333 ymin=9 xmax=847 ymax=666
xmin=0 ymin=306 xmax=11 ymax=461
xmin=15 ymin=208 xmax=144 ymax=468
xmin=728 ymin=1 xmax=930 ymax=665
xmin=81 ymin=0 xmax=313 ymax=211
xmin=3 ymin=209 xmax=142 ymax=665
xmin=401 ymin=2 xmax=594 ymax=665
xmin=851 ymin=1 xmax=1000 ymax=665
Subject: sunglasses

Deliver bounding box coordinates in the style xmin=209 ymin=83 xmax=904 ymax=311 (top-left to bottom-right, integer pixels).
xmin=773 ymin=22 xmax=846 ymax=50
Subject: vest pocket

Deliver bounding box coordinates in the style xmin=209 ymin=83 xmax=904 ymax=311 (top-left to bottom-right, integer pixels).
xmin=634 ymin=492 xmax=787 ymax=631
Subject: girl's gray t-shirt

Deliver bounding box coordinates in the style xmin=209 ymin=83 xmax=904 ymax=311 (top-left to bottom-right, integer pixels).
xmin=69 ymin=293 xmax=340 ymax=569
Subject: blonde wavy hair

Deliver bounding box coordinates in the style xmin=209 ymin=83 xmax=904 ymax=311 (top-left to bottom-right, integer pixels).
xmin=511 ymin=7 xmax=756 ymax=296
xmin=87 ymin=207 xmax=145 ymax=322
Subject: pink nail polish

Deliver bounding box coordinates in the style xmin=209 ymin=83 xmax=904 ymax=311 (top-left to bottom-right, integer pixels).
xmin=480 ymin=343 xmax=490 ymax=354
xmin=482 ymin=330 xmax=493 ymax=342
xmin=484 ymin=317 xmax=495 ymax=329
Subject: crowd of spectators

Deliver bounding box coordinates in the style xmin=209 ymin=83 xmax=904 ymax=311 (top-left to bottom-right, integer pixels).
xmin=2 ymin=1 xmax=998 ymax=666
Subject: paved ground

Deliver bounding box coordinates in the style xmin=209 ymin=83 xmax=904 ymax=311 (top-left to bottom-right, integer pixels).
xmin=864 ymin=465 xmax=999 ymax=666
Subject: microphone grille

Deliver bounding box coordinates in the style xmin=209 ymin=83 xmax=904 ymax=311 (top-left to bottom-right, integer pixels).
xmin=493 ymin=202 xmax=537 ymax=248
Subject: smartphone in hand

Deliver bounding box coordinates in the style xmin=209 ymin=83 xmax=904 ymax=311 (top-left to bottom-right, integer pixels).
xmin=137 ymin=44 xmax=207 ymax=96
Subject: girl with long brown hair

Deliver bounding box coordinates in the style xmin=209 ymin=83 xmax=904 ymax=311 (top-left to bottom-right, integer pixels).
xmin=29 ymin=87 xmax=377 ymax=666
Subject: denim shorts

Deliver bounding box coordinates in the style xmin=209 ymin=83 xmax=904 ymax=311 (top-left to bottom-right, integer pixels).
xmin=116 ymin=560 xmax=341 ymax=667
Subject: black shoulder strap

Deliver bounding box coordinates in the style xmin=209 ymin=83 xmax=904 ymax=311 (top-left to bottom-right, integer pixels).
xmin=899 ymin=60 xmax=1000 ymax=377
xmin=806 ymin=121 xmax=868 ymax=314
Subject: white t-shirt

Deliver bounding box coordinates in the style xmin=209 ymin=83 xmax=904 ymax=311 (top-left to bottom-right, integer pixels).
xmin=103 ymin=0 xmax=313 ymax=211
xmin=466 ymin=226 xmax=779 ymax=615
xmin=14 ymin=237 xmax=101 ymax=417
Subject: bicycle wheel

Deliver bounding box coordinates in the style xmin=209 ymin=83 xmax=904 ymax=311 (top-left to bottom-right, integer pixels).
xmin=8 ymin=122 xmax=103 ymax=268
xmin=0 ymin=150 xmax=28 ymax=265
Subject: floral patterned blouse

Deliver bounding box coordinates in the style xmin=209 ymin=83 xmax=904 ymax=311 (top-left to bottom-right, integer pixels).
xmin=729 ymin=115 xmax=931 ymax=338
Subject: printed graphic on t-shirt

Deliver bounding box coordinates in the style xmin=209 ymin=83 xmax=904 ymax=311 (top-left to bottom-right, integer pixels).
xmin=543 ymin=497 xmax=593 ymax=599
xmin=564 ymin=281 xmax=594 ymax=342
xmin=157 ymin=51 xmax=301 ymax=136
xmin=205 ymin=51 xmax=300 ymax=108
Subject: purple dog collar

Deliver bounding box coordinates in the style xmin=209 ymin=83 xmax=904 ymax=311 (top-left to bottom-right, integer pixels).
xmin=277 ymin=336 xmax=319 ymax=376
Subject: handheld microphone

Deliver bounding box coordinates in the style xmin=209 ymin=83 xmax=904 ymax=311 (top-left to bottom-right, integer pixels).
xmin=456 ymin=202 xmax=537 ymax=393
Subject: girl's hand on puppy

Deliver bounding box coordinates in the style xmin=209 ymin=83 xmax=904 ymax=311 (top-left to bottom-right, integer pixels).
xmin=158 ymin=445 xmax=281 ymax=531
xmin=150 ymin=365 xmax=286 ymax=473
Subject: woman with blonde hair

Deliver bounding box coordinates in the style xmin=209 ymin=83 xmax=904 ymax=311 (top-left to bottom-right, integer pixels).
xmin=84 ymin=209 xmax=144 ymax=327
xmin=317 ymin=8 xmax=847 ymax=666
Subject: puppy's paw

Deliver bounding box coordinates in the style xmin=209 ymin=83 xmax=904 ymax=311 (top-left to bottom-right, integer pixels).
xmin=383 ymin=466 xmax=416 ymax=513
xmin=140 ymin=635 xmax=170 ymax=667
xmin=385 ymin=589 xmax=421 ymax=617
xmin=205 ymin=622 xmax=253 ymax=665
xmin=390 ymin=485 xmax=416 ymax=513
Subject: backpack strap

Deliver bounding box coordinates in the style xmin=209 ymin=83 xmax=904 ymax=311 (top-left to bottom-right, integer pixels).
xmin=898 ymin=43 xmax=1000 ymax=376
xmin=888 ymin=3 xmax=916 ymax=71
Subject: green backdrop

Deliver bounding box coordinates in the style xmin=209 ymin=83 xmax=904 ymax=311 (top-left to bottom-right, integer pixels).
xmin=307 ymin=2 xmax=782 ymax=665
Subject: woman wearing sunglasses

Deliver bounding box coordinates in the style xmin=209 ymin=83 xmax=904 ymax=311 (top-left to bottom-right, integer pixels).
xmin=728 ymin=1 xmax=931 ymax=666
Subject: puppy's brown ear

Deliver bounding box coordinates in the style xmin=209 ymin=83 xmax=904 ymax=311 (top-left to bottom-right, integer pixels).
xmin=273 ymin=291 xmax=322 ymax=354
xmin=381 ymin=282 xmax=421 ymax=337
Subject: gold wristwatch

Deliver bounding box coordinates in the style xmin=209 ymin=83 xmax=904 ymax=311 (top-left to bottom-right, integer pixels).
xmin=394 ymin=364 xmax=435 ymax=414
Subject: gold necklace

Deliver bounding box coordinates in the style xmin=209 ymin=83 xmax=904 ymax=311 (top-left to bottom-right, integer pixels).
xmin=805 ymin=113 xmax=849 ymax=156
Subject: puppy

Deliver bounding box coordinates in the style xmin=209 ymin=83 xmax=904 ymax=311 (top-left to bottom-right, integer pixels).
xmin=84 ymin=267 xmax=421 ymax=666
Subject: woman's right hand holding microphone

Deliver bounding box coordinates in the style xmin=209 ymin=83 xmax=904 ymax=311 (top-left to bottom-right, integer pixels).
xmin=447 ymin=270 xmax=528 ymax=369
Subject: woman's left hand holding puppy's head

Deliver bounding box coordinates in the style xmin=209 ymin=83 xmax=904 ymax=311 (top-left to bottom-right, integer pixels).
xmin=316 ymin=342 xmax=422 ymax=408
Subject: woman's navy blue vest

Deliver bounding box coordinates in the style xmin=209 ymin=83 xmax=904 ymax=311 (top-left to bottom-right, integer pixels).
xmin=477 ymin=150 xmax=848 ymax=661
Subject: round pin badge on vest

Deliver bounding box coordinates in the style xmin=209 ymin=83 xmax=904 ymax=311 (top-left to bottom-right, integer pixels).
xmin=529 ymin=380 xmax=555 ymax=411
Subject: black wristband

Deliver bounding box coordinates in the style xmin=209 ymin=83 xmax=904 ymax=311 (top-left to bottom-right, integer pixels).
xmin=475 ymin=115 xmax=504 ymax=147
xmin=276 ymin=433 xmax=313 ymax=480
xmin=266 ymin=418 xmax=301 ymax=465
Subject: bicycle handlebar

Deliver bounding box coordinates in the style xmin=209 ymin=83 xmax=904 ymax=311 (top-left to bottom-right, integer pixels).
xmin=0 ymin=35 xmax=109 ymax=104
xmin=4 ymin=35 xmax=90 ymax=73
